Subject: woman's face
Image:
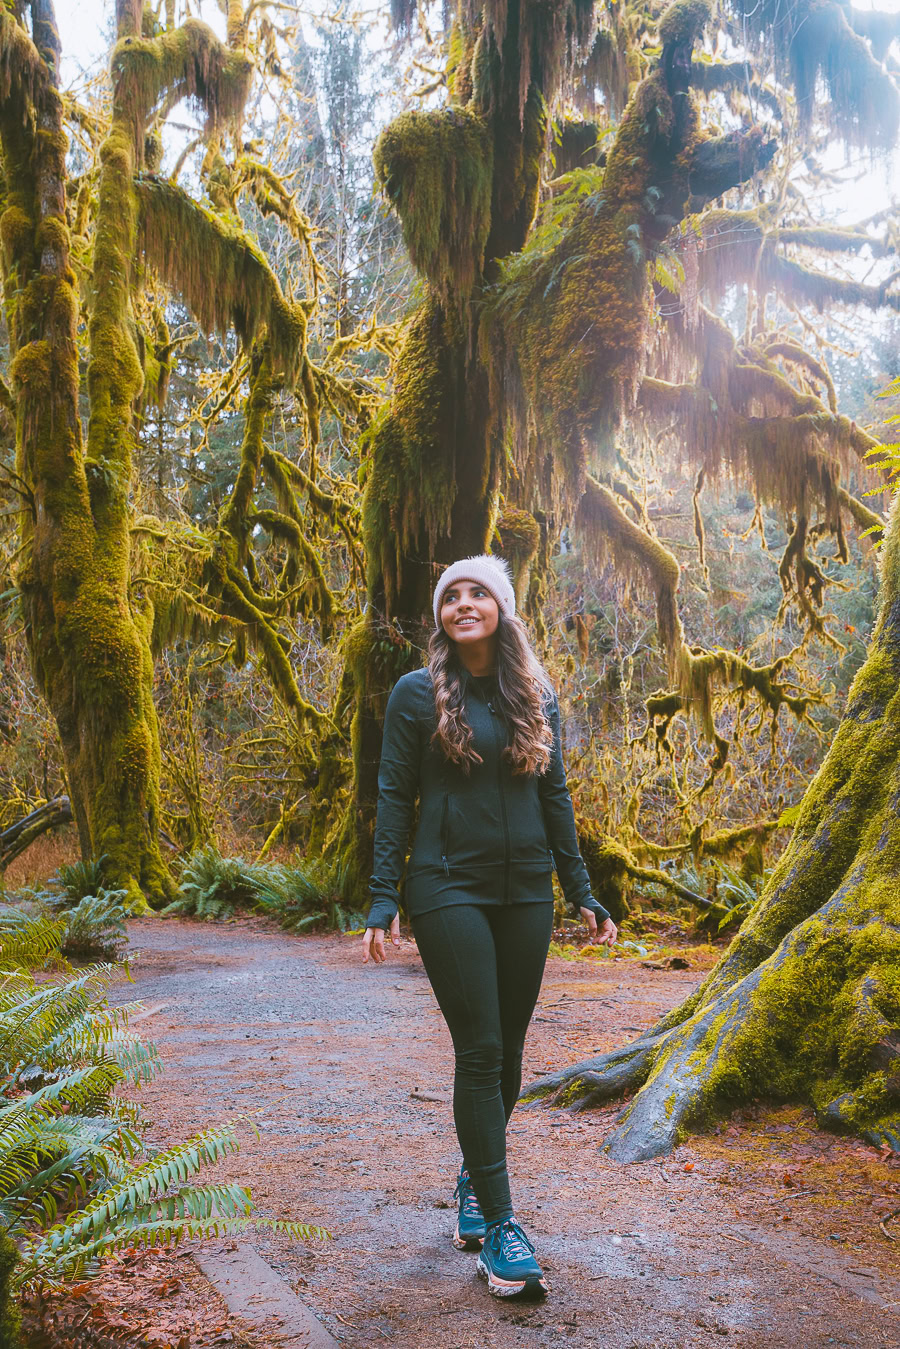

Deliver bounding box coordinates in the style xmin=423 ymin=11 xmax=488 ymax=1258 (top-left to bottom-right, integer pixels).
xmin=440 ymin=579 xmax=499 ymax=645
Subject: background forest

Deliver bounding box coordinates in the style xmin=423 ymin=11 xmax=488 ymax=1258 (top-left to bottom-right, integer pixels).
xmin=0 ymin=4 xmax=897 ymax=1316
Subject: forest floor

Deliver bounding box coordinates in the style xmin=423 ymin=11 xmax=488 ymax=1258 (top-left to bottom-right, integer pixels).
xmin=41 ymin=916 xmax=900 ymax=1349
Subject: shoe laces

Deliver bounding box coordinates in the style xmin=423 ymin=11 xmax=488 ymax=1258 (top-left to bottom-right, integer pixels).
xmin=454 ymin=1171 xmax=482 ymax=1218
xmin=489 ymin=1218 xmax=535 ymax=1262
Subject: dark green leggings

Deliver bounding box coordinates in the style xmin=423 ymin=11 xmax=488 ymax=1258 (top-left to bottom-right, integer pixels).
xmin=411 ymin=902 xmax=554 ymax=1227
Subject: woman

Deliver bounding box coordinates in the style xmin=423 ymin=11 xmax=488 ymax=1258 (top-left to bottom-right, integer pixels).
xmin=361 ymin=554 xmax=617 ymax=1299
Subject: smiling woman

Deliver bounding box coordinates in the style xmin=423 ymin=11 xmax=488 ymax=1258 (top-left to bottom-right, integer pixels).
xmin=359 ymin=553 xmax=616 ymax=1301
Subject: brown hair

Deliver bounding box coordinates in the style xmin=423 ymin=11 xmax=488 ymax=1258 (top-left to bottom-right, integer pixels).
xmin=426 ymin=611 xmax=555 ymax=775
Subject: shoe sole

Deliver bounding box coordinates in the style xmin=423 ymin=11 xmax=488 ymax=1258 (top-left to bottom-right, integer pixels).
xmin=452 ymin=1222 xmax=485 ymax=1251
xmin=476 ymin=1254 xmax=548 ymax=1299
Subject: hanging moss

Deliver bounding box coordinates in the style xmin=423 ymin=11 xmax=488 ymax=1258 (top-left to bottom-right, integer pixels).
xmin=575 ymin=25 xmax=636 ymax=120
xmin=494 ymin=506 xmax=540 ymax=607
xmin=689 ymin=56 xmax=784 ymax=120
xmin=481 ymin=79 xmax=547 ymax=266
xmin=361 ymin=295 xmax=462 ymax=617
xmin=136 ymin=177 xmax=308 ymax=383
xmin=373 ymin=107 xmax=493 ymax=302
xmin=111 ymin=17 xmax=252 ymax=160
xmin=727 ymin=0 xmax=899 ymax=147
xmin=472 ymin=0 xmax=595 ymax=127
xmin=483 ymin=42 xmax=755 ymax=501
xmin=658 ymin=0 xmax=711 ymax=47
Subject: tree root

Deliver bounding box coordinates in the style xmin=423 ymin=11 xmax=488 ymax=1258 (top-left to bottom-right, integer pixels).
xmin=521 ymin=1032 xmax=669 ymax=1111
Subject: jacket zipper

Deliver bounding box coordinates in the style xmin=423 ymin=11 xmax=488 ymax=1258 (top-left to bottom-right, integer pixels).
xmin=440 ymin=793 xmax=449 ymax=875
xmin=487 ymin=697 xmax=511 ymax=902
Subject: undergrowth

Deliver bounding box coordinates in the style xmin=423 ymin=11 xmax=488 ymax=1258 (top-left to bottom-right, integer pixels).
xmin=164 ymin=844 xmax=367 ymax=931
xmin=0 ymin=902 xmax=326 ymax=1325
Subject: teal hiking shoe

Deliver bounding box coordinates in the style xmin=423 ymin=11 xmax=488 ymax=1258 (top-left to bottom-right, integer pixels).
xmin=451 ymin=1168 xmax=486 ymax=1250
xmin=476 ymin=1218 xmax=548 ymax=1298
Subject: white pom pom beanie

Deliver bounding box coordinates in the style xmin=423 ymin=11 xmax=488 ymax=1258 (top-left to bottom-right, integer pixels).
xmin=433 ymin=554 xmax=516 ymax=630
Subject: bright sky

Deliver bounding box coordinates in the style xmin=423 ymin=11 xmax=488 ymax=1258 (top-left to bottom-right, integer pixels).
xmin=57 ymin=0 xmax=900 ymax=228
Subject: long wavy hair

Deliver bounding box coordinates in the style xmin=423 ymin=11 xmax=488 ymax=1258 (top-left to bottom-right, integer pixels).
xmin=427 ymin=610 xmax=555 ymax=776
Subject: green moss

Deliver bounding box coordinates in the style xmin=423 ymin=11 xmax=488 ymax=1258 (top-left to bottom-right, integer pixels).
xmin=111 ymin=18 xmax=252 ymax=159
xmin=494 ymin=507 xmax=540 ymax=606
xmin=136 ymin=177 xmax=308 ymax=384
xmin=374 ymin=107 xmax=493 ymax=302
xmin=658 ymin=0 xmax=712 ymax=47
xmin=577 ymin=827 xmax=632 ymax=924
xmin=484 ymin=68 xmax=697 ymax=497
xmin=361 ymin=295 xmax=462 ymax=617
xmin=482 ymin=83 xmax=547 ymax=265
xmin=0 ymin=1229 xmax=21 ymax=1349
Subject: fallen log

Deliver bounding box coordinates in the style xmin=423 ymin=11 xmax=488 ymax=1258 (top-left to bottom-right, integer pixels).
xmin=0 ymin=796 xmax=72 ymax=871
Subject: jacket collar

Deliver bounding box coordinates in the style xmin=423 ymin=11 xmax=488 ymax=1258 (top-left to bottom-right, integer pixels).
xmin=456 ymin=663 xmax=497 ymax=700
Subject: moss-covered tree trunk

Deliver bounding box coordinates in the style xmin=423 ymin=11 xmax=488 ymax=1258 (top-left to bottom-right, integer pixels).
xmin=0 ymin=0 xmax=173 ymax=907
xmin=330 ymin=2 xmax=553 ymax=900
xmin=331 ymin=0 xmax=774 ymax=910
xmin=523 ymin=498 xmax=900 ymax=1154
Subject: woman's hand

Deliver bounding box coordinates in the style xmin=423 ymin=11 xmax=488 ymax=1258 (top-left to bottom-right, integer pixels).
xmin=579 ymin=909 xmax=618 ymax=947
xmin=362 ymin=914 xmax=401 ymax=964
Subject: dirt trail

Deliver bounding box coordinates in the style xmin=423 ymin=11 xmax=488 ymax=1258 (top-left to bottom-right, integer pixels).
xmin=110 ymin=918 xmax=899 ymax=1349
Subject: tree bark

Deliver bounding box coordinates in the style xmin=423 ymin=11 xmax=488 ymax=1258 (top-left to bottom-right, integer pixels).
xmin=0 ymin=4 xmax=174 ymax=907
xmin=522 ymin=499 xmax=900 ymax=1156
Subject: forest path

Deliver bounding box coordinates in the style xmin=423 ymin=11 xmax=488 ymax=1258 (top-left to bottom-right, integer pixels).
xmin=111 ymin=917 xmax=900 ymax=1349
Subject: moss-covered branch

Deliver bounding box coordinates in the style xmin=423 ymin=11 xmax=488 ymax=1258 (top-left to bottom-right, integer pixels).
xmin=485 ymin=8 xmax=774 ymax=498
xmin=208 ymin=351 xmax=327 ymax=724
xmin=699 ymin=209 xmax=900 ymax=312
xmin=135 ymin=177 xmax=309 ymax=383
xmin=111 ymin=17 xmax=252 ymax=157
xmin=728 ymin=0 xmax=900 ymax=146
xmin=576 ymin=476 xmax=818 ymax=760
xmin=374 ymin=107 xmax=493 ymax=302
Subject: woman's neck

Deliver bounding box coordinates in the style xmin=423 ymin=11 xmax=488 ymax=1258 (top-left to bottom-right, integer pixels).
xmin=455 ymin=640 xmax=497 ymax=679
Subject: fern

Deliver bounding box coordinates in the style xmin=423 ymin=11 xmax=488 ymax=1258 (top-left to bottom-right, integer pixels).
xmin=0 ymin=907 xmax=66 ymax=970
xmin=164 ymin=845 xmax=363 ymax=931
xmin=53 ymin=857 xmax=110 ymax=905
xmin=162 ymin=845 xmax=263 ymax=918
xmin=58 ymin=892 xmax=128 ymax=962
xmin=0 ymin=899 xmax=326 ymax=1293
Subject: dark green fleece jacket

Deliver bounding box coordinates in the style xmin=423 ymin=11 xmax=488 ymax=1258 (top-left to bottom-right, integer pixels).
xmin=366 ymin=666 xmax=610 ymax=931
